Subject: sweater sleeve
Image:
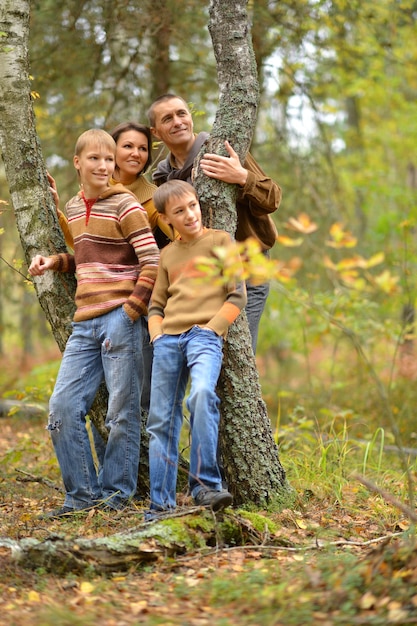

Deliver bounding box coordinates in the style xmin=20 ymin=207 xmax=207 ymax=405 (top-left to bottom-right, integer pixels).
xmin=118 ymin=199 xmax=160 ymax=321
xmin=205 ymin=233 xmax=247 ymax=337
xmin=57 ymin=209 xmax=74 ymax=249
xmin=49 ymin=252 xmax=76 ymax=274
xmin=239 ymin=152 xmax=282 ymax=217
xmin=148 ymin=255 xmax=169 ymax=340
xmin=205 ymin=279 xmax=247 ymax=337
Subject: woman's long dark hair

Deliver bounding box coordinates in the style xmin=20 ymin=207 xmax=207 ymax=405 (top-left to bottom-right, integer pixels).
xmin=109 ymin=121 xmax=153 ymax=175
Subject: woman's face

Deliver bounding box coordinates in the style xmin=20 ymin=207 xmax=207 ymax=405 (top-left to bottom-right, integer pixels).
xmin=114 ymin=130 xmax=149 ymax=184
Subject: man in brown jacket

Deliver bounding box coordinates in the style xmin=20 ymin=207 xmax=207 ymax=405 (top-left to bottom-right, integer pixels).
xmin=148 ymin=93 xmax=282 ymax=354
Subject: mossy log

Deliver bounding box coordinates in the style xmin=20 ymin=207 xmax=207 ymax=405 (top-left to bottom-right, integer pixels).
xmin=0 ymin=509 xmax=278 ymax=575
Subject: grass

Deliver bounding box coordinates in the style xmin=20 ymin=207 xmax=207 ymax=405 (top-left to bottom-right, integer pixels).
xmin=0 ymin=348 xmax=417 ymax=625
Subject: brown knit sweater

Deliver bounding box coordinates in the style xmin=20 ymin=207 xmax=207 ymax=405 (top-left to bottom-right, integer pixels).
xmin=50 ymin=187 xmax=159 ymax=322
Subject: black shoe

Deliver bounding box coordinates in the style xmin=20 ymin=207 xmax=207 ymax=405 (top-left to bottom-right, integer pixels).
xmin=39 ymin=505 xmax=78 ymax=520
xmin=193 ymin=489 xmax=233 ymax=512
xmin=143 ymin=508 xmax=171 ymax=522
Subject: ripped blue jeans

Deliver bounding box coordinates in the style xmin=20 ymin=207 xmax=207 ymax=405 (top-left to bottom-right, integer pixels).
xmin=48 ymin=306 xmax=144 ymax=510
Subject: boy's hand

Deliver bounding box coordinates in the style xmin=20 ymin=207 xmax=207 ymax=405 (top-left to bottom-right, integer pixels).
xmin=29 ymin=255 xmax=54 ymax=276
xmin=200 ymin=141 xmax=248 ymax=187
xmin=152 ymin=334 xmax=163 ymax=343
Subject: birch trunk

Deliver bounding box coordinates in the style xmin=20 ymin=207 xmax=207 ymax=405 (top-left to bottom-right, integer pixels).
xmin=193 ymin=0 xmax=291 ymax=507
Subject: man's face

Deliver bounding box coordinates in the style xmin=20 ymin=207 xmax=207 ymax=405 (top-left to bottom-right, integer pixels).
xmin=151 ymin=98 xmax=194 ymax=151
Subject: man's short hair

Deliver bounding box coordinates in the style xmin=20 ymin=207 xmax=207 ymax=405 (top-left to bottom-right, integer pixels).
xmin=147 ymin=94 xmax=190 ymax=127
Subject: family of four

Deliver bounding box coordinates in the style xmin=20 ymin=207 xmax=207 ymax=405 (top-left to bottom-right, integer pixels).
xmin=29 ymin=94 xmax=281 ymax=520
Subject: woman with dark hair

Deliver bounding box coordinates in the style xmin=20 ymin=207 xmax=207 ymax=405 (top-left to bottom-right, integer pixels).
xmin=109 ymin=122 xmax=175 ymax=248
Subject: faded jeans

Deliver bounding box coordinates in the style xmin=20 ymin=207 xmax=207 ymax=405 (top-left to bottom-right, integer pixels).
xmin=48 ymin=307 xmax=144 ymax=510
xmin=147 ymin=326 xmax=224 ymax=512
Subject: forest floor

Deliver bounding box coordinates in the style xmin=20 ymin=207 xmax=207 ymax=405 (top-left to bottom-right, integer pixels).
xmin=1 ymin=353 xmax=417 ymax=625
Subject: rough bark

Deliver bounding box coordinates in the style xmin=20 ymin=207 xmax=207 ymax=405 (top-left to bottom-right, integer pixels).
xmin=193 ymin=0 xmax=291 ymax=507
xmin=0 ymin=0 xmax=75 ymax=353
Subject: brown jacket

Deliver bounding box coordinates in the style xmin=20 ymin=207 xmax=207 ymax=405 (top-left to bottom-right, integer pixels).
xmin=236 ymin=152 xmax=281 ymax=249
xmin=153 ymin=132 xmax=281 ymax=250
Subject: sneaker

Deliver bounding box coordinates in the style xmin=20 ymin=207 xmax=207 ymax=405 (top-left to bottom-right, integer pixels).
xmin=38 ymin=505 xmax=78 ymax=520
xmin=143 ymin=505 xmax=176 ymax=522
xmin=193 ymin=489 xmax=233 ymax=512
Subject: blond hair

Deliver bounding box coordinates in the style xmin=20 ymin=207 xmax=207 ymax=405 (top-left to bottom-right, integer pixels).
xmin=74 ymin=129 xmax=116 ymax=156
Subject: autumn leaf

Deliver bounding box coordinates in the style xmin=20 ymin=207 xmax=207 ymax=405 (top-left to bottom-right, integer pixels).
xmin=372 ymin=270 xmax=399 ymax=294
xmin=285 ymin=212 xmax=318 ymax=234
xmin=326 ymin=223 xmax=357 ymax=248
xmin=277 ymin=235 xmax=304 ymax=247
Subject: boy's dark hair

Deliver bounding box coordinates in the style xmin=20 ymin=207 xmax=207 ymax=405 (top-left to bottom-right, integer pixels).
xmin=147 ymin=94 xmax=189 ymax=127
xmin=110 ymin=121 xmax=153 ymax=174
xmin=74 ymin=129 xmax=116 ymax=157
xmin=153 ymin=180 xmax=198 ymax=214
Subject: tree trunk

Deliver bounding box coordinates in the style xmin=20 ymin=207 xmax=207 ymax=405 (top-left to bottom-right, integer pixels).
xmin=147 ymin=0 xmax=172 ymax=101
xmin=0 ymin=0 xmax=142 ymax=490
xmin=193 ymin=0 xmax=291 ymax=507
xmin=0 ymin=0 xmax=75 ymax=353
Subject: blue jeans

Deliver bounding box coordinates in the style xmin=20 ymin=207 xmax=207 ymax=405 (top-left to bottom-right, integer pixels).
xmin=246 ymin=280 xmax=270 ymax=354
xmin=47 ymin=307 xmax=144 ymax=510
xmin=91 ymin=320 xmax=152 ymax=467
xmin=147 ymin=326 xmax=224 ymax=512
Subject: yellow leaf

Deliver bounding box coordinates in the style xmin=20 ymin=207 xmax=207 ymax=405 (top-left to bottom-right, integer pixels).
xmin=285 ymin=212 xmax=318 ymax=234
xmin=359 ymin=591 xmax=377 ymax=609
xmin=80 ymin=581 xmax=95 ymax=594
xmin=323 ymin=255 xmax=337 ymax=270
xmin=373 ymin=270 xmax=399 ymax=294
xmin=295 ymin=518 xmax=307 ymax=529
xmin=28 ymin=590 xmax=41 ymax=603
xmin=326 ymin=223 xmax=357 ymax=248
xmin=277 ymin=235 xmax=304 ymax=247
xmin=364 ymin=252 xmax=384 ymax=268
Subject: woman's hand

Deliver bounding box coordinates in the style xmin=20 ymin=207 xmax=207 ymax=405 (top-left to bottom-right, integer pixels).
xmin=47 ymin=171 xmax=60 ymax=210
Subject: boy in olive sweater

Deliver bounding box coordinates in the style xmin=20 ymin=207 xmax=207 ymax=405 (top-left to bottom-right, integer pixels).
xmin=146 ymin=179 xmax=246 ymax=518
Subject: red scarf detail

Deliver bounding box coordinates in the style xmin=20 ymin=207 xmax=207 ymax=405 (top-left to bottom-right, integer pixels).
xmin=80 ymin=190 xmax=98 ymax=225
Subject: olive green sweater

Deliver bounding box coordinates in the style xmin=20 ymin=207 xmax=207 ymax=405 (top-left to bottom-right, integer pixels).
xmin=148 ymin=228 xmax=246 ymax=340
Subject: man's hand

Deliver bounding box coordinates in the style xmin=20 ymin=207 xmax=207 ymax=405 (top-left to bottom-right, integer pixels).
xmin=200 ymin=140 xmax=248 ymax=186
xmin=28 ymin=255 xmax=54 ymax=276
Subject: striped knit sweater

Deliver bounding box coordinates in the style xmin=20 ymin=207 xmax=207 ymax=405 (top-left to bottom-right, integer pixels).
xmin=148 ymin=228 xmax=247 ymax=340
xmin=50 ymin=186 xmax=160 ymax=322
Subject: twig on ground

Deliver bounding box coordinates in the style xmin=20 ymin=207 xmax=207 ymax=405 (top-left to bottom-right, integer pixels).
xmin=172 ymin=531 xmax=406 ymax=565
xmin=354 ymin=472 xmax=417 ymax=523
xmin=15 ymin=468 xmax=61 ymax=492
